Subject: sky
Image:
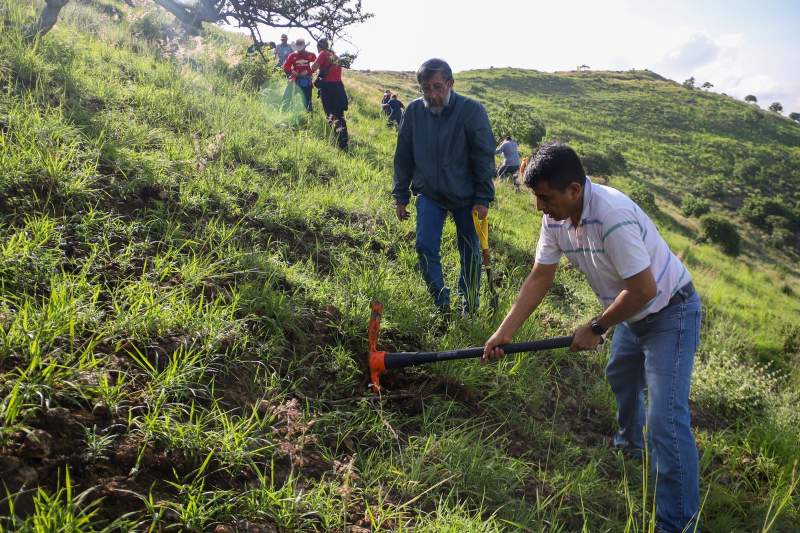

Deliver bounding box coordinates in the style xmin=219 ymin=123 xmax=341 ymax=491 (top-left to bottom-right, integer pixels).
xmin=308 ymin=0 xmax=800 ymax=113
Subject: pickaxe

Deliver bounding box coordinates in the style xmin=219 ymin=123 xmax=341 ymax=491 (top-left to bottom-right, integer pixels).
xmin=472 ymin=211 xmax=499 ymax=311
xmin=368 ymin=300 xmax=573 ymax=392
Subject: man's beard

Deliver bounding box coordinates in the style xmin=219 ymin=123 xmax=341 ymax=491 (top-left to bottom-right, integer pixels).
xmin=423 ymin=89 xmax=451 ymax=114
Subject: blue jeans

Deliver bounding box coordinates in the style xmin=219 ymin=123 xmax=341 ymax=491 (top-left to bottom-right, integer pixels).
xmin=415 ymin=195 xmax=481 ymax=311
xmin=606 ymin=291 xmax=702 ymax=532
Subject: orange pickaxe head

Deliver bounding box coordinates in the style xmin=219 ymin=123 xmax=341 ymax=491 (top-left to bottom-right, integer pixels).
xmin=368 ymin=300 xmax=387 ymax=392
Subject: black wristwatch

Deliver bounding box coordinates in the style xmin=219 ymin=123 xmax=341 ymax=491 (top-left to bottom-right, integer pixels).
xmin=590 ymin=317 xmax=607 ymax=336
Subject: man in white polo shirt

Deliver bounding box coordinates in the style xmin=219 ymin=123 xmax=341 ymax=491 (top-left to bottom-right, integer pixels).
xmin=482 ymin=142 xmax=701 ymax=533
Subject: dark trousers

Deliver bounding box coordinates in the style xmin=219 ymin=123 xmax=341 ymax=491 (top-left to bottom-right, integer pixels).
xmin=319 ymin=81 xmax=349 ymax=150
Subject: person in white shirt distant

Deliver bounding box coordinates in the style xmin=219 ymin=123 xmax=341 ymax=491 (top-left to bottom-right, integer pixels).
xmin=483 ymin=142 xmax=701 ymax=533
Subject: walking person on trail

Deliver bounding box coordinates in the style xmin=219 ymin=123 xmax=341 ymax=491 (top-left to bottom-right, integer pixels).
xmin=311 ymin=38 xmax=349 ymax=151
xmin=393 ymin=58 xmax=496 ymax=317
xmin=495 ymin=135 xmax=521 ymax=191
xmin=381 ymin=90 xmax=391 ymax=114
xmin=281 ymin=38 xmax=316 ymax=112
xmin=274 ymin=34 xmax=293 ymax=67
xmin=384 ymin=93 xmax=405 ymax=130
xmin=483 ymin=142 xmax=701 ymax=533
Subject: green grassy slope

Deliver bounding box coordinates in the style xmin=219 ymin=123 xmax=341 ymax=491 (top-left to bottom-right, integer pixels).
xmin=0 ymin=1 xmax=798 ymax=531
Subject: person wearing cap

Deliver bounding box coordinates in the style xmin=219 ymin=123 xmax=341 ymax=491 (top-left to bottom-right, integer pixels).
xmin=282 ymin=38 xmax=317 ymax=111
xmin=392 ymin=58 xmax=496 ymax=317
xmin=274 ymin=34 xmax=293 ymax=67
xmin=311 ymin=38 xmax=349 ymax=151
xmin=482 ymin=142 xmax=702 ymax=533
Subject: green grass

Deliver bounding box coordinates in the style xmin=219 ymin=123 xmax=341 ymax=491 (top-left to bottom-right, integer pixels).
xmin=0 ymin=0 xmax=798 ymax=531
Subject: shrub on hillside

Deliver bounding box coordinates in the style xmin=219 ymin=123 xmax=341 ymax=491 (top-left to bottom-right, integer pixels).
xmin=628 ymin=183 xmax=659 ymax=215
xmin=742 ymin=107 xmax=764 ymax=124
xmin=765 ymin=214 xmax=795 ymax=249
xmin=769 ymin=227 xmax=793 ymax=249
xmin=692 ymin=350 xmax=781 ymax=419
xmin=681 ymin=196 xmax=710 ymax=217
xmin=733 ymin=157 xmax=761 ymax=185
xmin=699 ymin=214 xmax=741 ymax=255
xmin=230 ymin=52 xmax=275 ymax=90
xmin=739 ymin=195 xmax=796 ymax=229
xmin=696 ymin=174 xmax=727 ymax=199
xmin=581 ymin=148 xmax=627 ymax=177
xmin=131 ymin=11 xmax=173 ymax=42
xmin=489 ymin=101 xmax=546 ymax=148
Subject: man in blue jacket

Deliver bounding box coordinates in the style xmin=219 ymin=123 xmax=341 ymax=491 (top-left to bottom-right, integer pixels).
xmin=393 ymin=58 xmax=496 ymax=316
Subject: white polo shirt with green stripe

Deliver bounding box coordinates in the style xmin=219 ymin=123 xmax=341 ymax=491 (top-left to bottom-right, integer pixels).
xmin=534 ymin=177 xmax=691 ymax=322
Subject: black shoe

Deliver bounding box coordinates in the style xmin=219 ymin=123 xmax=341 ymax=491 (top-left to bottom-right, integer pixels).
xmin=432 ymin=306 xmax=452 ymax=334
xmin=614 ymin=444 xmax=643 ymax=461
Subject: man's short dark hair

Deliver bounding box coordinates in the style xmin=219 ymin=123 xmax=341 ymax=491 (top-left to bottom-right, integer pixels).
xmin=524 ymin=141 xmax=586 ymax=192
xmin=416 ymin=58 xmax=453 ymax=84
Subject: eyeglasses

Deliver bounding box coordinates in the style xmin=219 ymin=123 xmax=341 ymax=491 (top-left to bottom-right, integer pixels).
xmin=419 ymin=82 xmax=449 ymax=94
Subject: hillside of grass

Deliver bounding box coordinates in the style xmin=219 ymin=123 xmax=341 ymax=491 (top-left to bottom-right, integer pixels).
xmin=0 ymin=1 xmax=798 ymax=531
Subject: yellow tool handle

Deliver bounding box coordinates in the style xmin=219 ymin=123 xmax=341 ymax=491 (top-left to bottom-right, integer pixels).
xmin=471 ymin=210 xmax=489 ymax=251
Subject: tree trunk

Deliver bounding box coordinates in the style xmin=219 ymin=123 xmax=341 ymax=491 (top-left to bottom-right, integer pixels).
xmin=26 ymin=0 xmax=70 ymax=41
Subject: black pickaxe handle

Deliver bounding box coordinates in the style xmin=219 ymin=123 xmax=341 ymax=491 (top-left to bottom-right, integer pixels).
xmin=383 ymin=336 xmax=574 ymax=369
xmin=368 ymin=300 xmax=572 ymax=392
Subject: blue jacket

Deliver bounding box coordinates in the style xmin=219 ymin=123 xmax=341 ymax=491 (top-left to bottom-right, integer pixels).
xmin=392 ymin=91 xmax=496 ymax=209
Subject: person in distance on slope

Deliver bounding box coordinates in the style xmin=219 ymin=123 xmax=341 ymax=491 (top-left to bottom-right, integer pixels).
xmin=311 ymin=38 xmax=350 ymax=151
xmin=383 ymin=93 xmax=405 ymax=131
xmin=281 ymin=38 xmax=316 ymax=112
xmin=274 ymin=34 xmax=293 ymax=68
xmin=495 ymin=135 xmax=521 ymax=191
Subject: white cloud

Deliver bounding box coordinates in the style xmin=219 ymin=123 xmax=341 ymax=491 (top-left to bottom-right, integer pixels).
xmin=660 ymin=33 xmax=721 ymax=71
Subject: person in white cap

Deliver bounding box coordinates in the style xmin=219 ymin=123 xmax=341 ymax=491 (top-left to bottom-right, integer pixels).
xmin=281 ymin=38 xmax=317 ymax=111
xmin=274 ymin=34 xmax=293 ymax=67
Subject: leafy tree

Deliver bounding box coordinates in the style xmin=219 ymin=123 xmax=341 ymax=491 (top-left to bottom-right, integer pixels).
xmin=628 ymin=183 xmax=659 ymax=215
xmin=700 ymin=214 xmax=741 ymax=256
xmin=740 ymin=195 xmax=797 ymax=229
xmin=682 ymin=77 xmax=696 ymax=90
xmin=489 ymin=102 xmax=546 ymax=148
xmin=681 ymin=196 xmax=710 ymax=218
xmin=790 ymin=112 xmax=800 ymax=123
xmin=701 ymin=81 xmax=714 ymax=91
xmin=696 ymin=175 xmax=727 ymax=199
xmin=28 ymin=0 xmax=372 ymax=42
xmin=733 ymin=157 xmax=761 ymax=185
xmin=230 ymin=49 xmax=276 ymax=90
xmin=769 ymin=102 xmax=783 ymax=114
xmin=769 ymin=227 xmax=793 ymax=249
xmin=744 ymin=94 xmax=758 ymax=104
xmin=580 ymin=148 xmax=627 ymax=177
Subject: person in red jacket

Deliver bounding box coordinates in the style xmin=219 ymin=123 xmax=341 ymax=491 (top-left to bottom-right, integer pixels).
xmin=281 ymin=38 xmax=316 ymax=112
xmin=312 ymin=38 xmax=349 ymax=151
